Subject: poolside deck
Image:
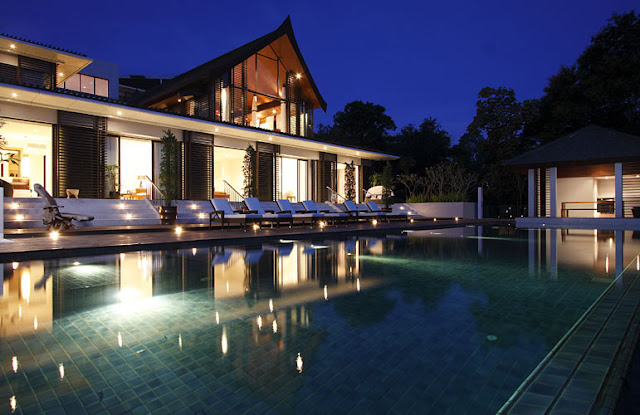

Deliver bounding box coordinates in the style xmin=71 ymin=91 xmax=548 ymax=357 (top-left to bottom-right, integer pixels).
xmin=0 ymin=219 xmax=512 ymax=262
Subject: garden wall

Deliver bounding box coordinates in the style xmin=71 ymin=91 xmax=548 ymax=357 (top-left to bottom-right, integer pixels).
xmin=407 ymin=202 xmax=477 ymax=219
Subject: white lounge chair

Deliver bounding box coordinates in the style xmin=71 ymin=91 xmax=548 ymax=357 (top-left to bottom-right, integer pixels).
xmin=343 ymin=200 xmax=383 ymax=222
xmin=210 ymin=198 xmax=261 ymax=230
xmin=277 ymin=199 xmax=321 ymax=226
xmin=301 ymin=200 xmax=349 ymax=224
xmin=244 ymin=197 xmax=293 ymax=228
xmin=366 ymin=201 xmax=407 ymax=221
xmin=33 ymin=183 xmax=94 ymax=230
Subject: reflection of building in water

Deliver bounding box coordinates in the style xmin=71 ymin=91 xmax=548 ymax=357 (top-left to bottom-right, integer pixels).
xmin=213 ymin=240 xmax=362 ymax=300
xmin=0 ymin=261 xmax=52 ymax=337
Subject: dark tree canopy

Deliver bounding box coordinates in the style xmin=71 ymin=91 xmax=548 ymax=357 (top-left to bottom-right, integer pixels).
xmin=392 ymin=117 xmax=451 ymax=174
xmin=533 ymin=11 xmax=640 ymax=142
xmin=317 ymin=100 xmax=396 ymax=151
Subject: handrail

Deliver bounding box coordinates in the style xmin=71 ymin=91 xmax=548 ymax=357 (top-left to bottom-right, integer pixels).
xmin=326 ymin=186 xmax=347 ymax=203
xmin=223 ymin=180 xmax=244 ymax=202
xmin=137 ymin=175 xmax=164 ymax=205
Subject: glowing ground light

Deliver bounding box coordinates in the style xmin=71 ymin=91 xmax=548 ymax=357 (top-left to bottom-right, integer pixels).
xmin=119 ymin=203 xmax=125 ymax=209
xmin=410 ymin=219 xmax=414 ymax=223
xmin=296 ymin=353 xmax=303 ymax=373
xmin=59 ymin=363 xmax=65 ymax=380
xmin=319 ymin=221 xmax=325 ymax=228
xmin=433 ymin=218 xmax=437 ymax=222
xmin=175 ymin=226 xmax=183 ymax=234
xmin=126 ymin=214 xmax=133 ymax=219
xmin=12 ymin=357 xmax=18 ymax=373
xmin=16 ymin=214 xmax=24 ymax=221
xmin=253 ymin=223 xmax=260 ymax=231
xmin=372 ymin=219 xmax=378 ymax=226
xmin=198 ymin=213 xmax=205 ymax=219
xmin=455 ymin=217 xmax=459 ymax=221
xmin=50 ymin=231 xmax=59 ymax=240
xmin=10 ymin=203 xmax=19 ymax=209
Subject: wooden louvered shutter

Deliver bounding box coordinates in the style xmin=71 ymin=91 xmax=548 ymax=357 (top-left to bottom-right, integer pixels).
xmin=231 ymin=63 xmax=246 ymax=125
xmin=317 ymin=153 xmax=337 ymax=202
xmin=256 ymin=142 xmax=279 ymax=201
xmin=19 ymin=56 xmax=55 ymax=89
xmin=310 ymin=160 xmax=319 ymax=202
xmin=0 ymin=62 xmax=17 ymax=85
xmin=54 ymin=111 xmax=106 ymax=198
xmin=183 ymin=131 xmax=214 ymax=200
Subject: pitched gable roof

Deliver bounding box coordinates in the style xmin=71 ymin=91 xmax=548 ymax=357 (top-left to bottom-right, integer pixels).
xmin=134 ymin=17 xmax=326 ymax=111
xmin=505 ymin=125 xmax=640 ymax=168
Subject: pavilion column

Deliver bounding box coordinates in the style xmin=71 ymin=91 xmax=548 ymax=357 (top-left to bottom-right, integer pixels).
xmin=528 ymin=169 xmax=535 ymax=217
xmin=549 ymin=167 xmax=557 ymax=218
xmin=615 ymin=162 xmax=623 ymax=218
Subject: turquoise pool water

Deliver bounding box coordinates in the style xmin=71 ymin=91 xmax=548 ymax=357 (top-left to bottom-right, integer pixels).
xmin=1 ymin=226 xmax=637 ymax=414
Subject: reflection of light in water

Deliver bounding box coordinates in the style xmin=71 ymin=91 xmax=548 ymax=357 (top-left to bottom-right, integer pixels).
xmin=33 ymin=316 xmax=38 ymax=330
xmin=273 ymin=319 xmax=278 ymax=333
xmin=18 ymin=306 xmax=22 ymax=318
xmin=10 ymin=396 xmax=16 ymax=413
xmin=58 ymin=363 xmax=64 ymax=380
xmin=226 ymin=282 xmax=229 ymax=293
xmin=11 ymin=357 xmax=18 ymax=373
xmin=349 ymin=266 xmax=353 ymax=274
xmin=356 ymin=278 xmax=361 ymax=292
xmin=215 ymin=312 xmax=220 ymax=325
xmin=73 ymin=262 xmax=80 ymax=266
xmin=637 ymin=256 xmax=639 ymax=271
xmin=323 ymin=285 xmax=328 ymax=301
xmin=296 ymin=353 xmax=303 ymax=373
xmin=12 ymin=262 xmax=18 ymax=270
xmin=21 ymin=271 xmax=30 ymax=303
xmin=609 ymin=237 xmax=613 ymax=247
xmin=257 ymin=315 xmax=263 ymax=330
xmin=221 ymin=327 xmax=228 ymax=355
xmin=120 ymin=253 xmax=125 ymax=261
xmin=118 ymin=332 xmax=123 ymax=347
xmin=118 ymin=288 xmax=140 ymax=302
xmin=606 ymin=256 xmax=609 ymax=273
xmin=192 ymin=248 xmax=197 ymax=256
xmin=178 ymin=334 xmax=183 ymax=350
xmin=269 ymin=299 xmax=274 ymax=312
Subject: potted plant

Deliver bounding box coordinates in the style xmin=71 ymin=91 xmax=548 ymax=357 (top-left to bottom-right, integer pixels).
xmin=158 ymin=129 xmax=180 ymax=224
xmin=105 ymin=164 xmax=121 ymax=199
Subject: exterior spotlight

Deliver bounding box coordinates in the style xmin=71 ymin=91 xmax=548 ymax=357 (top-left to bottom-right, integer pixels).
xmin=175 ymin=226 xmax=183 ymax=234
xmin=50 ymin=231 xmax=59 ymax=240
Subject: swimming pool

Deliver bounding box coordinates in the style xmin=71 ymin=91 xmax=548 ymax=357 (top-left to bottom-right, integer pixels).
xmin=1 ymin=226 xmax=636 ymax=414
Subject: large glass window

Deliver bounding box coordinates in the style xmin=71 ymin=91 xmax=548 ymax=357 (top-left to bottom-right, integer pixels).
xmin=60 ymin=73 xmax=109 ymax=98
xmin=0 ymin=119 xmax=53 ymax=197
xmin=120 ymin=138 xmax=152 ymax=196
xmin=214 ymin=147 xmax=245 ymax=198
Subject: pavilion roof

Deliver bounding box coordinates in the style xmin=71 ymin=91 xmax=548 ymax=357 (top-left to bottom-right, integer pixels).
xmin=505 ymin=125 xmax=640 ymax=168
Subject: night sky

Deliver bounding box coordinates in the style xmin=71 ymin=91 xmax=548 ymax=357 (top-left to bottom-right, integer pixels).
xmin=2 ymin=0 xmax=637 ymax=142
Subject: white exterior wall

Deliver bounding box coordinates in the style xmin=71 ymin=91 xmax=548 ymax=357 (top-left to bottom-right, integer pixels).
xmin=0 ymin=102 xmax=57 ymax=124
xmin=107 ymin=119 xmax=182 ymax=141
xmin=557 ymin=177 xmax=597 ymax=218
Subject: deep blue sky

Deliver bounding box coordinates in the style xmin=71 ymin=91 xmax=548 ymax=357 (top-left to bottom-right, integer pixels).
xmin=2 ymin=0 xmax=636 ymax=142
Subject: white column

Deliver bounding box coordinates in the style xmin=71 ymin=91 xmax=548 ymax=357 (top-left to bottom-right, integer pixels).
xmin=615 ymin=162 xmax=623 ymax=218
xmin=528 ymin=169 xmax=535 ymax=217
xmin=477 ymin=187 xmax=483 ymax=219
xmin=549 ymin=167 xmax=557 ymax=218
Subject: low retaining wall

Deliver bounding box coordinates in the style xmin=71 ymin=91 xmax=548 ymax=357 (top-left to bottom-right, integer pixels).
xmin=407 ymin=202 xmax=477 ymax=219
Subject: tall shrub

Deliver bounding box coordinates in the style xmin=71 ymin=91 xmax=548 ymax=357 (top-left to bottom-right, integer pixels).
xmin=159 ymin=130 xmax=180 ymax=206
xmin=243 ymin=144 xmax=256 ymax=197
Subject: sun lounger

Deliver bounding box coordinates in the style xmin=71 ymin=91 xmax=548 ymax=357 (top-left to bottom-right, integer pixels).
xmin=277 ymin=199 xmax=322 ymax=226
xmin=244 ymin=197 xmax=293 ymax=228
xmin=343 ymin=200 xmax=384 ymax=222
xmin=301 ymin=200 xmax=349 ymax=224
xmin=210 ymin=198 xmax=261 ymax=230
xmin=33 ymin=183 xmax=94 ymax=230
xmin=365 ymin=201 xmax=407 ymax=221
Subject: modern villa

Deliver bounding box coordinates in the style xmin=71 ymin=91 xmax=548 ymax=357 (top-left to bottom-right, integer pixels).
xmin=0 ymin=17 xmax=394 ymax=206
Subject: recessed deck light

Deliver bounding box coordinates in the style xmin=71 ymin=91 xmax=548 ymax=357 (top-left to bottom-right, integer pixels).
xmin=175 ymin=226 xmax=183 ymax=234
xmin=50 ymin=231 xmax=59 ymax=240
xmin=10 ymin=203 xmax=19 ymax=209
xmin=16 ymin=214 xmax=24 ymax=221
xmin=126 ymin=213 xmax=132 ymax=219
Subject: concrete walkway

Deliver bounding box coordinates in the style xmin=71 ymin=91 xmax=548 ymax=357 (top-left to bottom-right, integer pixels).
xmin=0 ymin=219 xmax=513 ymax=261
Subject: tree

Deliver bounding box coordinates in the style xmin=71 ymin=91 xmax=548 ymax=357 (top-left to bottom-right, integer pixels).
xmin=243 ymin=144 xmax=256 ymax=197
xmin=344 ymin=161 xmax=356 ymax=201
xmin=330 ymin=101 xmax=396 ymax=151
xmin=453 ymin=87 xmax=534 ymax=204
xmin=534 ymin=11 xmax=640 ymax=141
xmin=392 ymin=117 xmax=451 ymax=174
xmin=159 ymin=130 xmax=180 ymax=207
